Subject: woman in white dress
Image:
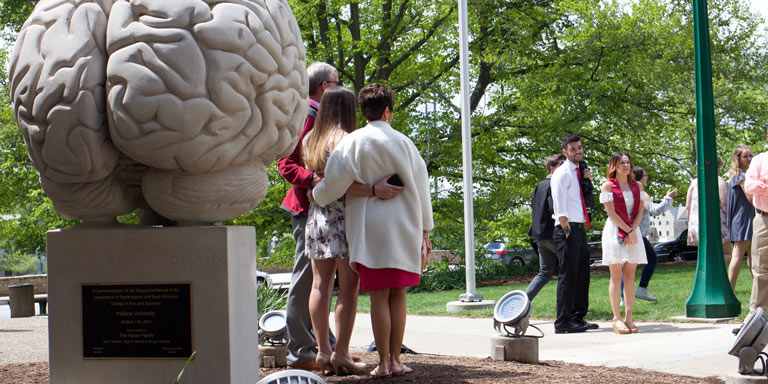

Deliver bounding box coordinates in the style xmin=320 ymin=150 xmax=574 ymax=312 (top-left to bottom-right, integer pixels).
xmin=600 ymin=152 xmax=647 ymax=334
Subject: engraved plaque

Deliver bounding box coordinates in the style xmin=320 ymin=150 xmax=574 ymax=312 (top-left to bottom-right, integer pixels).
xmin=82 ymin=283 xmax=192 ymax=359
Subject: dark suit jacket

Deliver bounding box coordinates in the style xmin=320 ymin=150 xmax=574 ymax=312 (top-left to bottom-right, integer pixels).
xmin=528 ymin=176 xmax=555 ymax=241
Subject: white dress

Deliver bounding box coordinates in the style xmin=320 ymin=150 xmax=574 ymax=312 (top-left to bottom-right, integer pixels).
xmin=600 ymin=191 xmax=648 ymax=265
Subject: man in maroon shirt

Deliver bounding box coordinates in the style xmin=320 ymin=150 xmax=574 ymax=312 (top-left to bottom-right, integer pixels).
xmin=279 ymin=62 xmax=340 ymax=370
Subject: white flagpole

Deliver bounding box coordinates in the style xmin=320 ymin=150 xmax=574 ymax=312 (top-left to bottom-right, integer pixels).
xmin=457 ymin=0 xmax=481 ymax=302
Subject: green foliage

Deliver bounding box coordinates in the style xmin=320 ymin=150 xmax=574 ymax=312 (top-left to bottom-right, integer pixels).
xmin=0 ymin=0 xmax=766 ymax=262
xmin=257 ymin=283 xmax=287 ymax=317
xmin=173 ymin=351 xmax=196 ymax=384
xmin=0 ymin=250 xmax=38 ymax=275
xmin=257 ymin=283 xmax=287 ymax=344
xmin=409 ymin=255 xmax=539 ymax=293
xmin=357 ymin=262 xmax=753 ymax=321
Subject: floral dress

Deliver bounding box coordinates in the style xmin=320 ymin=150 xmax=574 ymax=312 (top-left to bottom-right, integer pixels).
xmin=304 ymin=129 xmax=349 ymax=260
xmin=305 ymin=196 xmax=348 ymax=260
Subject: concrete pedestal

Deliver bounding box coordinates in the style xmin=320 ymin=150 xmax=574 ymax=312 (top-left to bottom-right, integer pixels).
xmin=8 ymin=283 xmax=35 ymax=318
xmin=47 ymin=225 xmax=259 ymax=384
xmin=490 ymin=335 xmax=539 ymax=364
xmin=259 ymin=344 xmax=287 ymax=368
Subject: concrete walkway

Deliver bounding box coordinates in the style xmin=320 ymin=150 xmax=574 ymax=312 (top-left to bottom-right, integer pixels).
xmin=0 ymin=310 xmax=741 ymax=380
xmin=345 ymin=314 xmax=738 ymax=380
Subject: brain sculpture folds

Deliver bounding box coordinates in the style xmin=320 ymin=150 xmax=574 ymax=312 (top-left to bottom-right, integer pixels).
xmin=10 ymin=0 xmax=307 ymax=223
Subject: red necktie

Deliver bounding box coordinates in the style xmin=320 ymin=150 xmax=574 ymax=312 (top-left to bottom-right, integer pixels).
xmin=576 ymin=168 xmax=590 ymax=229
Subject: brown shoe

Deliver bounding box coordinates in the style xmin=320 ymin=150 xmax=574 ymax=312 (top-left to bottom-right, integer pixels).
xmin=288 ymin=359 xmax=321 ymax=372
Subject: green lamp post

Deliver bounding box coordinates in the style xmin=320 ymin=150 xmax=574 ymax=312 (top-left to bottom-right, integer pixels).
xmin=685 ymin=0 xmax=740 ymax=318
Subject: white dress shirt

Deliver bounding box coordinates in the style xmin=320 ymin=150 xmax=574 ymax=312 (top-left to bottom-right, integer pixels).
xmin=551 ymin=160 xmax=586 ymax=224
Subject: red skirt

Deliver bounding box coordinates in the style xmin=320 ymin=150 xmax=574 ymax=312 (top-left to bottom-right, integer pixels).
xmin=357 ymin=264 xmax=420 ymax=291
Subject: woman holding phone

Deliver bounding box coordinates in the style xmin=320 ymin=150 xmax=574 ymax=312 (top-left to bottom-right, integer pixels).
xmin=600 ymin=152 xmax=646 ymax=334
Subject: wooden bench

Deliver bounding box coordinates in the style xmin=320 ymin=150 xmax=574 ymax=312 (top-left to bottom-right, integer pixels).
xmin=0 ymin=294 xmax=48 ymax=314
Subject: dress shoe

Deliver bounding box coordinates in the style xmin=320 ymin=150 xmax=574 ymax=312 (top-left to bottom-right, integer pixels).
xmin=635 ymin=287 xmax=658 ymax=301
xmin=330 ymin=352 xmax=367 ymax=375
xmin=554 ymin=321 xmax=588 ymax=334
xmin=575 ymin=318 xmax=599 ymax=330
xmin=288 ymin=359 xmax=321 ymax=372
xmin=316 ymin=352 xmax=333 ymax=375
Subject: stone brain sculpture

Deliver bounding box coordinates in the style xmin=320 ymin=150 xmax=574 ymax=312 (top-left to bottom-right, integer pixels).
xmin=9 ymin=0 xmax=307 ymax=223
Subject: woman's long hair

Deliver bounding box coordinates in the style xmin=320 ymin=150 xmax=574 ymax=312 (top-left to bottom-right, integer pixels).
xmin=728 ymin=145 xmax=751 ymax=177
xmin=304 ymin=87 xmax=358 ymax=173
xmin=606 ymin=152 xmax=635 ymax=183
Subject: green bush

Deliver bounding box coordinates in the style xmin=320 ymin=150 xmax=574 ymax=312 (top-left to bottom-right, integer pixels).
xmin=409 ymin=255 xmax=539 ymax=293
xmin=0 ymin=251 xmax=39 ymax=275
xmin=257 ymin=233 xmax=295 ymax=270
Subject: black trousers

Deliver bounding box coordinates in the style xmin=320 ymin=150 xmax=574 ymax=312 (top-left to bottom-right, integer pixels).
xmin=553 ymin=224 xmax=591 ymax=328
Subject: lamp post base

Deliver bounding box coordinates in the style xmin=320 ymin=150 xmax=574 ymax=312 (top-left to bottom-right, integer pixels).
xmin=446 ymin=300 xmax=495 ymax=313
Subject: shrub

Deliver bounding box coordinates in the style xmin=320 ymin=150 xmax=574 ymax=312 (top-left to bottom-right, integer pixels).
xmin=409 ymin=254 xmax=539 ymax=293
xmin=0 ymin=251 xmax=40 ymax=275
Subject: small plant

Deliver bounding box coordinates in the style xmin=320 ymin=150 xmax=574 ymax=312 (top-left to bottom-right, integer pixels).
xmin=173 ymin=351 xmax=196 ymax=384
xmin=257 ymin=282 xmax=287 ymax=316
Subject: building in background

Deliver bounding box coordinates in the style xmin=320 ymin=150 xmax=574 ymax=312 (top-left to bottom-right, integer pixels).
xmin=648 ymin=206 xmax=687 ymax=243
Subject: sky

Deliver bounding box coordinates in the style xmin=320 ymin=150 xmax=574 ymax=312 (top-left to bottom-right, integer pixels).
xmin=751 ymin=1 xmax=768 ymax=25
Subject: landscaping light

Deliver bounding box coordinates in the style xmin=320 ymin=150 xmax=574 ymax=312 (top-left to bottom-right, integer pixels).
xmin=729 ymin=307 xmax=768 ymax=374
xmin=259 ymin=310 xmax=287 ymax=345
xmin=493 ymin=290 xmax=531 ymax=337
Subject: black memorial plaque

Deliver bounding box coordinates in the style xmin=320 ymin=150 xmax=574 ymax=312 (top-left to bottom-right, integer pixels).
xmin=82 ymin=283 xmax=192 ymax=359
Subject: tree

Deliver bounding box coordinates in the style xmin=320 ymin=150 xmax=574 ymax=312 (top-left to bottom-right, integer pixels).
xmin=1 ymin=0 xmax=767 ymax=257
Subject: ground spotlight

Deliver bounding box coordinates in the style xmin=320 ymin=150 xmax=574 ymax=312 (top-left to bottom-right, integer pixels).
xmin=493 ymin=290 xmax=532 ymax=337
xmin=729 ymin=307 xmax=768 ymax=375
xmin=259 ymin=310 xmax=287 ymax=345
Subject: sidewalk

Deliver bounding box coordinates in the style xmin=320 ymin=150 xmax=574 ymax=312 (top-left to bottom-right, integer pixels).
xmin=345 ymin=314 xmax=738 ymax=380
xmin=0 ymin=311 xmax=740 ymax=380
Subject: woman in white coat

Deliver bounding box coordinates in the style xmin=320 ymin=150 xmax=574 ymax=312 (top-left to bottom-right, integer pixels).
xmin=313 ymin=83 xmax=433 ymax=377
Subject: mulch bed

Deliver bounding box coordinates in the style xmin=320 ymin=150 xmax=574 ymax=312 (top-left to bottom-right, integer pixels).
xmin=0 ymin=352 xmax=723 ymax=383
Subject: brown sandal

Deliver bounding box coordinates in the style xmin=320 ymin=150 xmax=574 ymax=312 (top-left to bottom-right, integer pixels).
xmin=613 ymin=319 xmax=630 ymax=334
xmin=625 ymin=320 xmax=639 ymax=333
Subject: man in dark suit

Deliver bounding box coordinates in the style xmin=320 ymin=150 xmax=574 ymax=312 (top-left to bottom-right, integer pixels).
xmin=550 ymin=134 xmax=599 ymax=333
xmin=526 ymin=153 xmax=565 ymax=301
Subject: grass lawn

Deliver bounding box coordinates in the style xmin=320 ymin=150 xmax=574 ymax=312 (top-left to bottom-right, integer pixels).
xmin=350 ymin=261 xmax=753 ymax=321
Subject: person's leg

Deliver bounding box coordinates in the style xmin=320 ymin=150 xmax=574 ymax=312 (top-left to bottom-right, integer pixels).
xmin=308 ymin=259 xmax=336 ymax=356
xmin=730 ymin=240 xmax=748 ymax=290
xmin=369 ymin=288 xmax=392 ymax=375
xmin=608 ymin=264 xmax=624 ymax=321
xmin=388 ymin=287 xmax=408 ymax=373
xmin=332 ymin=258 xmax=360 ymax=358
xmin=525 ymin=239 xmax=558 ymax=301
xmin=553 ymin=226 xmax=577 ymax=329
xmin=723 ymin=240 xmax=733 ymax=265
xmin=572 ymin=227 xmax=591 ymax=322
xmin=623 ymin=262 xmax=638 ymax=330
xmin=285 ymin=215 xmax=319 ymax=365
xmin=751 ymin=215 xmax=768 ymax=312
xmin=638 ymin=237 xmax=657 ymax=288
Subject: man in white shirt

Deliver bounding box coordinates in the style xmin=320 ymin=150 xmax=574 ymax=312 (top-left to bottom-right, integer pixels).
xmin=550 ymin=134 xmax=598 ymax=333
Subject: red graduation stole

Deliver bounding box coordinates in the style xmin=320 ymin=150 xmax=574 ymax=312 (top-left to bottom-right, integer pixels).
xmin=610 ymin=178 xmax=640 ymax=240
